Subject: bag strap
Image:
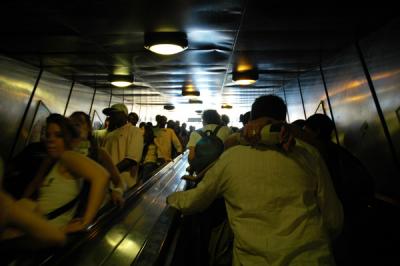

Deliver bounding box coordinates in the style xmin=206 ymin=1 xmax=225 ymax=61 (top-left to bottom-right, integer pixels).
xmin=45 ymin=192 xmax=81 ymax=220
xmin=196 ymin=129 xmax=206 ymax=138
xmin=212 ymin=125 xmax=222 ymax=136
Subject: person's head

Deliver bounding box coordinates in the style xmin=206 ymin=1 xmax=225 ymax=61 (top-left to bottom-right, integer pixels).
xmin=181 ymin=123 xmax=187 ymax=129
xmin=304 ymin=114 xmax=334 ymax=141
xmin=45 ymin=114 xmax=79 ymax=159
xmin=69 ymin=111 xmax=92 ymax=140
xmin=291 ymin=119 xmax=306 ymax=129
xmin=103 ymin=103 xmax=128 ymax=131
xmin=128 ymin=112 xmax=139 ymax=126
xmin=221 ymin=114 xmax=230 ymax=126
xmin=251 ymin=95 xmax=287 ymax=121
xmin=157 ymin=115 xmax=167 ymax=128
xmin=239 ymin=111 xmax=251 ymax=126
xmin=167 ymin=120 xmax=175 ymax=129
xmin=202 ymin=110 xmax=221 ymax=126
xmin=139 ymin=122 xmax=146 ymax=128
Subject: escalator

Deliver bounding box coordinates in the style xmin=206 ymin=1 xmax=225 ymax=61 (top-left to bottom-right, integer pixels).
xmin=4 ymin=152 xmax=189 ymax=266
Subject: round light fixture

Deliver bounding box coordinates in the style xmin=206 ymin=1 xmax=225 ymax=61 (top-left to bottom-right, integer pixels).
xmin=164 ymin=104 xmax=175 ymax=110
xmin=221 ymin=104 xmax=233 ymax=109
xmin=232 ymin=70 xmax=258 ymax=85
xmin=144 ymin=32 xmax=188 ymax=55
xmin=182 ymin=83 xmax=200 ymax=96
xmin=189 ymin=99 xmax=203 ymax=104
xmin=109 ymin=74 xmax=134 ymax=87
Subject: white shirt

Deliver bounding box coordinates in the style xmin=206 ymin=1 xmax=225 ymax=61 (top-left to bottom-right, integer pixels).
xmin=153 ymin=127 xmax=183 ymax=161
xmin=168 ymin=140 xmax=343 ymax=266
xmin=103 ymin=123 xmax=143 ymax=187
xmin=38 ymin=162 xmax=81 ymax=226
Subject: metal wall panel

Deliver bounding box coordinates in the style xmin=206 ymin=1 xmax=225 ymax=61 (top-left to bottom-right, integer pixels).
xmin=0 ymin=56 xmax=39 ymax=159
xmin=283 ymin=81 xmax=307 ymax=122
xmin=321 ymin=45 xmax=399 ymax=196
xmin=360 ymin=18 xmax=400 ymax=164
xmin=91 ymin=89 xmax=112 ymax=127
xmin=0 ymin=55 xmax=100 ymax=158
xmin=32 ymin=71 xmax=72 ymax=114
xmin=300 ymin=70 xmax=330 ymax=118
xmin=65 ymin=83 xmax=94 ymax=116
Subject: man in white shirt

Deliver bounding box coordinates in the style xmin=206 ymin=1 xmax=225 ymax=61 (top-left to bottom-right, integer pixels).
xmin=102 ymin=103 xmax=143 ymax=188
xmin=168 ymin=95 xmax=343 ymax=266
xmin=153 ymin=115 xmax=183 ymax=162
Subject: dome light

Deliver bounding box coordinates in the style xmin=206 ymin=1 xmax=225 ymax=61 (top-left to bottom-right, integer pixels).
xmin=221 ymin=104 xmax=233 ymax=109
xmin=109 ymin=74 xmax=134 ymax=87
xmin=144 ymin=32 xmax=188 ymax=55
xmin=232 ymin=70 xmax=258 ymax=85
xmin=182 ymin=83 xmax=200 ymax=96
xmin=164 ymin=104 xmax=175 ymax=110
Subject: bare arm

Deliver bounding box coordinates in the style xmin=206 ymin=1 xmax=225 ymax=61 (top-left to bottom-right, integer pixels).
xmin=97 ymin=148 xmax=125 ymax=206
xmin=1 ymin=191 xmax=66 ymax=246
xmin=98 ymin=148 xmax=123 ymax=189
xmin=60 ymin=151 xmax=109 ymax=228
xmin=188 ymin=146 xmax=195 ymax=161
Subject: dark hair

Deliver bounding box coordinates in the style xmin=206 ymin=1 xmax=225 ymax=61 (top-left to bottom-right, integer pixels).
xmin=239 ymin=111 xmax=251 ymax=125
xmin=143 ymin=125 xmax=155 ymax=145
xmin=291 ymin=119 xmax=306 ymax=128
xmin=305 ymin=114 xmax=334 ymax=141
xmin=128 ymin=112 xmax=139 ymax=125
xmin=70 ymin=111 xmax=92 ymax=137
xmin=70 ymin=111 xmax=99 ymax=160
xmin=221 ymin=114 xmax=230 ymax=126
xmin=202 ymin=110 xmax=221 ymax=125
xmin=251 ymin=95 xmax=287 ymax=121
xmin=46 ymin=114 xmax=79 ymax=149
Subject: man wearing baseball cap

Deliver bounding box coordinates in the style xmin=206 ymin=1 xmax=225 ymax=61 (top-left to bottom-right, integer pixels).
xmin=102 ymin=103 xmax=143 ymax=188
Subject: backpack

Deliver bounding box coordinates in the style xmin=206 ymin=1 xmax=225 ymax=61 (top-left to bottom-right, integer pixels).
xmin=190 ymin=126 xmax=224 ymax=174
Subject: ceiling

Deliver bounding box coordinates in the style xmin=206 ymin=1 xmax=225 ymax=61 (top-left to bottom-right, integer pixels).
xmin=0 ymin=1 xmax=397 ymax=111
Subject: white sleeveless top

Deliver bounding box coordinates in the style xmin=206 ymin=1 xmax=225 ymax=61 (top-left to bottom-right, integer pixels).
xmin=37 ymin=162 xmax=81 ymax=226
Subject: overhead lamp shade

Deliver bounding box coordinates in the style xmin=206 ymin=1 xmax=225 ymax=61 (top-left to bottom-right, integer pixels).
xmin=189 ymin=99 xmax=203 ymax=104
xmin=164 ymin=104 xmax=175 ymax=110
xmin=109 ymin=74 xmax=134 ymax=87
xmin=182 ymin=87 xmax=200 ymax=96
xmin=144 ymin=32 xmax=188 ymax=55
xmin=232 ymin=70 xmax=258 ymax=85
xmin=221 ymin=104 xmax=233 ymax=109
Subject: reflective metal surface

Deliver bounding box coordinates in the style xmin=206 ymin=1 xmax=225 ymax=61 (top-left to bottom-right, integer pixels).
xmin=320 ymin=45 xmax=399 ymax=196
xmin=360 ymin=18 xmax=400 ymax=167
xmin=51 ymin=154 xmax=188 ymax=266
xmin=0 ymin=55 xmax=39 ymax=159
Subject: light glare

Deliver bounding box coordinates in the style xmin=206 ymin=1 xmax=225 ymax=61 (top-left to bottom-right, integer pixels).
xmin=111 ymin=81 xmax=132 ymax=87
xmin=149 ymin=44 xmax=187 ymax=55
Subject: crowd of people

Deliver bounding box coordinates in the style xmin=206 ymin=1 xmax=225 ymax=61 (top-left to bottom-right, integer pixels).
xmin=0 ymin=95 xmax=374 ymax=265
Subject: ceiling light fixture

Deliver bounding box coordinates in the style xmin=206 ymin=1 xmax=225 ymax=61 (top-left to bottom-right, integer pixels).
xmin=109 ymin=74 xmax=134 ymax=87
xmin=189 ymin=99 xmax=203 ymax=104
xmin=164 ymin=104 xmax=175 ymax=110
xmin=144 ymin=32 xmax=188 ymax=55
xmin=182 ymin=83 xmax=200 ymax=96
xmin=232 ymin=70 xmax=258 ymax=85
xmin=221 ymin=103 xmax=233 ymax=109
